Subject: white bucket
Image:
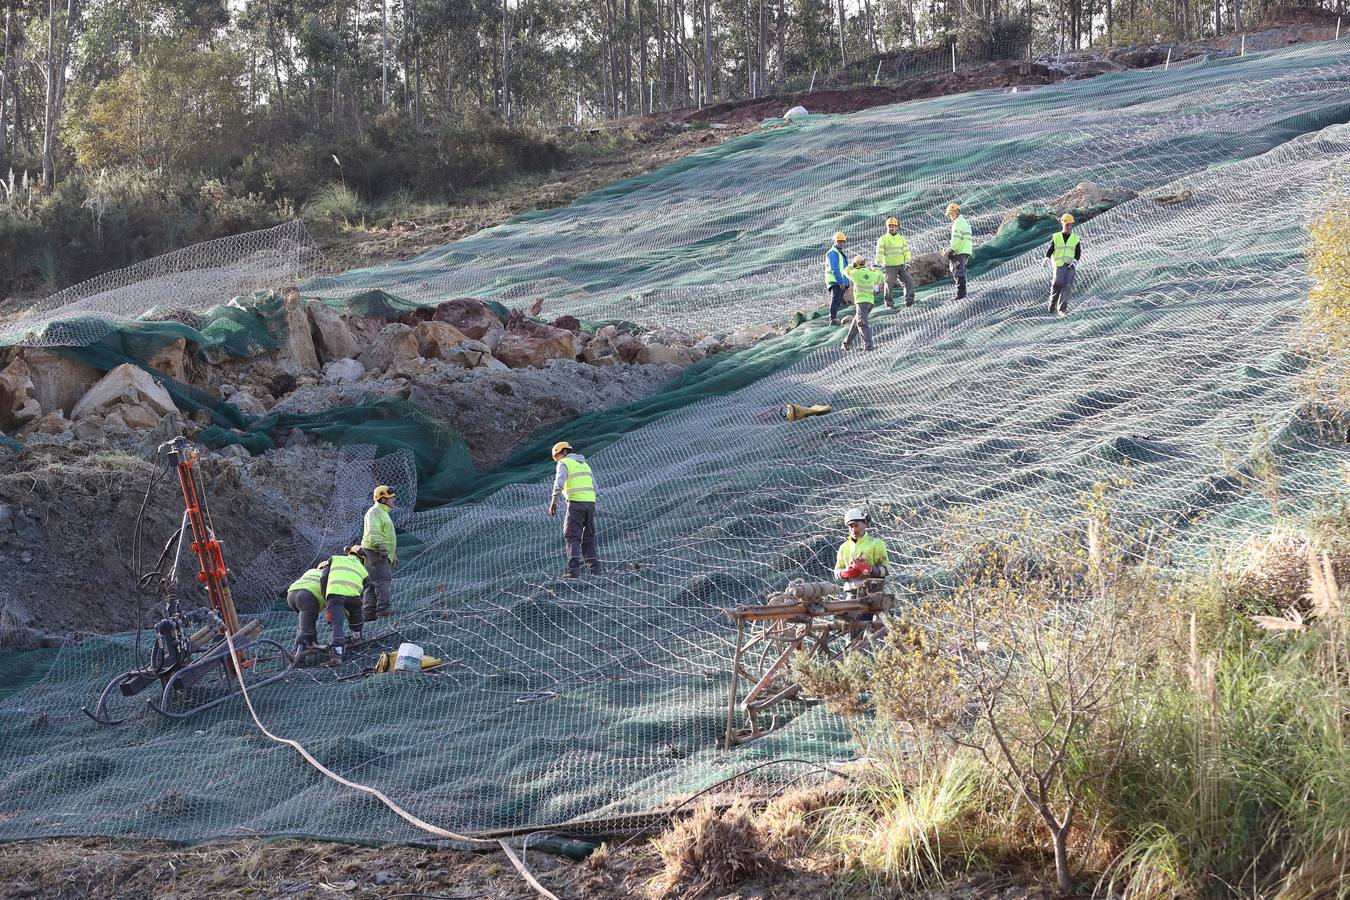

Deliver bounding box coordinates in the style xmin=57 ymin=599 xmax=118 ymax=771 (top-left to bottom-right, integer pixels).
xmin=394 ymin=642 xmax=424 ymax=673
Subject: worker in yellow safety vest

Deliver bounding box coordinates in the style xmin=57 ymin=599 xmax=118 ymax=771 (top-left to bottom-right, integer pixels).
xmin=1045 ymin=213 xmax=1082 ymax=317
xmin=360 ymin=484 xmax=397 ymax=622
xmin=841 ymin=256 xmax=884 ymax=352
xmin=825 ymin=232 xmax=852 ymax=326
xmin=875 ymin=217 xmax=916 ymax=308
xmin=323 ymin=546 xmax=369 ymax=666
xmin=834 ymin=507 xmax=890 ymax=606
xmin=286 ymin=559 xmax=330 ymax=656
xmin=547 ymin=441 xmax=602 ymax=578
xmin=945 ymin=202 xmax=973 ymax=300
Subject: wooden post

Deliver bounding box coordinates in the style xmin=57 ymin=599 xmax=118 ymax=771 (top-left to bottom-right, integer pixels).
xmin=1240 ymin=34 xmax=1245 ymax=56
xmin=1337 ymin=17 xmax=1342 ymax=40
xmin=951 ymin=43 xmax=956 ymax=73
xmin=873 ymin=59 xmax=882 ymax=84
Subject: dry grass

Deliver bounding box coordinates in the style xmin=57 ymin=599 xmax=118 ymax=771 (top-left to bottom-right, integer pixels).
xmin=649 ymin=799 xmax=773 ymax=898
xmin=1224 ymin=525 xmax=1350 ymax=611
xmin=0 ymin=446 xmax=153 ymax=498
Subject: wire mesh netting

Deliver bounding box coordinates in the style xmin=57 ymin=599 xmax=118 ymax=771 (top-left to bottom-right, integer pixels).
xmin=0 ymin=40 xmax=1348 ymax=844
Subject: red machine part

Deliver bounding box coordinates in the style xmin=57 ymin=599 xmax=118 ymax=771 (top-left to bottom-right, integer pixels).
xmin=169 ymin=439 xmax=242 ymax=637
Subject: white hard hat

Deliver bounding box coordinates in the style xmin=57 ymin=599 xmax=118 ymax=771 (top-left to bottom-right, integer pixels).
xmin=843 ymin=507 xmax=868 ymax=526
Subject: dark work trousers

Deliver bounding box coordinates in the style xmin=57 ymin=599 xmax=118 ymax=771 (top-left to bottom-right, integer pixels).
xmin=883 ymin=265 xmax=915 ymax=306
xmin=327 ymin=595 xmax=364 ymax=647
xmin=828 ymin=284 xmax=849 ymax=323
xmin=842 ymin=302 xmax=875 ymax=351
xmin=1050 ymin=265 xmax=1076 ymax=313
xmin=361 ymin=552 xmax=393 ymax=621
xmin=287 ymin=589 xmax=320 ymax=648
xmin=564 ymin=500 xmax=601 ymax=574
xmin=949 ymin=253 xmax=970 ymax=299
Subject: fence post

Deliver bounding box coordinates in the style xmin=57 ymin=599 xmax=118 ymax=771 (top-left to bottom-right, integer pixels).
xmin=951 ymin=43 xmax=956 ymax=73
xmin=873 ymin=59 xmax=883 ymax=85
xmin=1240 ymin=34 xmax=1246 ymax=56
xmin=809 ymin=69 xmax=817 ymax=92
xmin=1164 ymin=47 xmax=1172 ymax=70
xmin=1337 ymin=17 xmax=1342 ymax=39
xmin=650 ymin=79 xmax=656 ymax=111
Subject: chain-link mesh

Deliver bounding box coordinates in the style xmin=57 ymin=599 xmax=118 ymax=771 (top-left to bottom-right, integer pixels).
xmin=0 ymin=41 xmax=1347 ymax=844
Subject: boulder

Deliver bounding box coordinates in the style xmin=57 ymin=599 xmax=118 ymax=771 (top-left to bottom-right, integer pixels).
xmin=907 ymin=251 xmax=951 ymax=286
xmin=71 ymin=364 xmax=178 ymax=422
xmin=551 ymin=315 xmax=582 ymax=334
xmin=413 ymin=321 xmax=472 ymax=361
xmin=71 ymin=415 xmax=104 ymax=442
xmin=493 ymin=311 xmax=579 ymax=368
xmin=725 ymin=324 xmax=777 ymax=348
xmin=1047 ymin=181 xmax=1137 ymax=218
xmin=145 ymin=337 xmax=189 ymax=382
xmin=784 ymin=105 xmax=809 ymax=120
xmin=346 ymin=315 xmax=389 ymax=346
xmin=581 ymin=334 xmax=619 ymax=366
xmin=19 ymin=349 xmax=101 ymax=415
xmin=278 ymin=293 xmax=320 ymax=371
xmin=611 ymin=331 xmax=644 ymax=363
xmin=306 ymin=300 xmax=358 ymax=362
xmin=225 ymin=390 xmax=268 ymax=417
xmin=107 ymin=404 xmax=164 ymax=431
xmin=323 ymin=358 xmax=366 ymax=383
xmin=28 ymin=411 xmax=70 ymax=437
xmin=0 ymin=357 xmax=41 ymax=431
xmin=637 ymin=344 xmax=695 ymax=366
xmin=358 ymin=323 xmax=421 ymax=374
xmin=432 ymin=298 xmax=505 ymax=350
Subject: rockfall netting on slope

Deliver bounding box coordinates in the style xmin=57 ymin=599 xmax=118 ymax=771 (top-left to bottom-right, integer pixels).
xmin=1 ymin=43 xmax=1349 ymax=845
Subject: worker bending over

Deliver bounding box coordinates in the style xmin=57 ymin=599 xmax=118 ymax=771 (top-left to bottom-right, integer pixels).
xmin=325 ymin=546 xmax=369 ymax=665
xmin=1045 ymin=213 xmax=1081 ymax=317
xmin=945 ymin=203 xmax=973 ymax=300
xmin=825 ymin=232 xmax=852 ymax=326
xmin=841 ymin=256 xmax=883 ymax=352
xmin=834 ymin=507 xmax=890 ymax=598
xmin=548 ymin=441 xmax=602 ymax=578
xmin=286 ymin=559 xmax=329 ymax=656
xmin=875 ymin=217 xmax=916 ymax=308
xmin=361 ymin=485 xmax=397 ymax=622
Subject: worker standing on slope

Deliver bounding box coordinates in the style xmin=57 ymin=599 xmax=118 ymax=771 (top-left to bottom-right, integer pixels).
xmin=875 ymin=217 xmax=916 ymax=308
xmin=1045 ymin=214 xmax=1081 ymax=317
xmin=286 ymin=559 xmax=329 ymax=656
xmin=548 ymin=441 xmax=602 ymax=578
xmin=834 ymin=507 xmax=890 ymax=598
xmin=945 ymin=203 xmax=973 ymax=300
xmin=826 ymin=232 xmax=852 ymax=326
xmin=324 ymin=546 xmax=369 ymax=666
xmin=361 ymin=485 xmax=397 ymax=622
xmin=841 ymin=256 xmax=884 ymax=352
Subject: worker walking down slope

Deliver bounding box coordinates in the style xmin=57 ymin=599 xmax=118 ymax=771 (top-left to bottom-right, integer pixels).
xmin=361 ymin=485 xmax=397 ymax=622
xmin=945 ymin=203 xmax=973 ymax=300
xmin=1045 ymin=213 xmax=1082 ymax=317
xmin=834 ymin=507 xmax=890 ymax=599
xmin=286 ymin=559 xmax=330 ymax=656
xmin=841 ymin=256 xmax=884 ymax=352
xmin=825 ymin=232 xmax=852 ymax=326
xmin=875 ymin=217 xmax=916 ymax=308
xmin=324 ymin=546 xmax=369 ymax=666
xmin=548 ymin=441 xmax=602 ymax=578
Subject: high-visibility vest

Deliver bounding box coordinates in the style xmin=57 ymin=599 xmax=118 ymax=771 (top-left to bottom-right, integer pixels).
xmin=949 ymin=215 xmax=973 ymax=256
xmin=288 ymin=567 xmax=324 ymax=597
xmin=560 ymin=456 xmax=597 ymax=502
xmin=846 ymin=266 xmax=884 ymax=304
xmin=825 ymin=246 xmax=850 ymax=287
xmin=1052 ymin=231 xmax=1080 ymax=267
xmin=361 ymin=502 xmax=397 ymax=561
xmin=835 ymin=533 xmax=890 ymax=573
xmin=325 ymin=554 xmax=368 ymax=599
xmin=876 ymin=232 xmax=912 ymax=267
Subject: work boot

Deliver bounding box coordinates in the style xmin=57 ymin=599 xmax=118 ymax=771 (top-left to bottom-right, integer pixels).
xmin=350 ymin=629 xmax=363 ymax=646
xmin=955 ymin=278 xmax=967 ymax=300
xmin=829 ymin=318 xmax=839 ymax=327
xmin=325 ymin=646 xmax=344 ymax=667
xmin=904 ymin=298 xmax=914 ymax=307
xmin=589 ymin=563 xmax=604 ymax=576
xmin=1048 ymin=298 xmax=1059 ymax=314
xmin=293 ymin=639 xmax=311 ymax=661
xmin=562 ymin=569 xmax=579 ymax=579
xmin=885 ymin=300 xmax=895 ymax=309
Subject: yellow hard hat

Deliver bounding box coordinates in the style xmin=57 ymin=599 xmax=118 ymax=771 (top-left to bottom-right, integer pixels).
xmin=851 ymin=254 xmax=866 ymax=266
xmin=1060 ymin=213 xmax=1075 ymax=224
xmin=551 ymin=441 xmax=573 ymax=460
xmin=833 ymin=232 xmax=847 ymax=242
xmin=945 ymin=203 xmax=961 ymax=215
xmin=373 ymin=485 xmax=395 ymax=503
xmin=348 ymin=545 xmax=365 ymax=557
xmin=886 ymin=217 xmax=899 ymax=226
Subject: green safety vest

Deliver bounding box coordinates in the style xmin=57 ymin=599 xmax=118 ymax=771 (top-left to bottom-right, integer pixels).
xmin=846 ymin=266 xmax=884 ymax=304
xmin=561 ymin=456 xmax=597 ymax=502
xmin=362 ymin=502 xmax=397 ymax=562
xmin=876 ymin=232 xmax=912 ymax=267
xmin=1052 ymin=231 xmax=1080 ymax=267
xmin=326 ymin=554 xmax=368 ymax=599
xmin=288 ymin=567 xmax=324 ymax=597
xmin=835 ymin=533 xmax=890 ymax=573
xmin=949 ymin=214 xmax=973 ymax=256
xmin=825 ymin=246 xmax=850 ymax=287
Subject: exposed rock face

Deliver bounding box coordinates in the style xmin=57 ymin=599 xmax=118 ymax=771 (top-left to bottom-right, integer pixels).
xmin=306 ymin=300 xmax=358 ymax=362
xmin=323 ymin=358 xmax=366 ymax=383
xmin=145 ymin=337 xmax=189 ymax=383
xmin=413 ymin=321 xmax=472 ymax=361
xmin=70 ymin=364 xmax=178 ymax=422
xmin=493 ymin=310 xmax=579 ymax=368
xmin=358 ymin=323 xmax=422 ymax=374
xmin=19 ymin=350 xmax=101 ymax=415
xmin=432 ymin=298 xmax=505 ymax=350
xmin=278 ymin=293 xmax=320 ymax=371
xmin=1047 ymin=181 xmax=1137 ymax=217
xmin=0 ymin=357 xmax=42 ymax=431
xmin=226 ymin=390 xmax=268 ymax=417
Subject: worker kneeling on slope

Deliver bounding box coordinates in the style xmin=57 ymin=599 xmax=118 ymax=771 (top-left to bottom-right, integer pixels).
xmin=1045 ymin=213 xmax=1081 ymax=317
xmin=876 ymin=217 xmax=916 ymax=308
xmin=325 ymin=546 xmax=369 ymax=666
xmin=548 ymin=441 xmax=602 ymax=578
xmin=834 ymin=507 xmax=890 ymax=603
xmin=286 ymin=559 xmax=330 ymax=657
xmin=841 ymin=256 xmax=884 ymax=352
xmin=361 ymin=484 xmax=397 ymax=622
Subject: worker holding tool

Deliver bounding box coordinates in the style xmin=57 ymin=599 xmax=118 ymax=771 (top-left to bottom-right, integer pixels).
xmin=825 ymin=231 xmax=852 ymax=326
xmin=548 ymin=441 xmax=601 ymax=578
xmin=325 ymin=546 xmax=369 ymax=666
xmin=361 ymin=485 xmax=397 ymax=622
xmin=875 ymin=217 xmax=916 ymax=307
xmin=945 ymin=203 xmax=973 ymax=300
xmin=286 ymin=559 xmax=330 ymax=656
xmin=841 ymin=256 xmax=884 ymax=352
xmin=834 ymin=507 xmax=890 ymax=596
xmin=1045 ymin=213 xmax=1081 ymax=317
